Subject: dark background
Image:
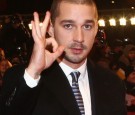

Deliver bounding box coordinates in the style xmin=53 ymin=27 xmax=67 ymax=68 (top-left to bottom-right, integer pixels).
xmin=0 ymin=0 xmax=135 ymax=60
xmin=0 ymin=0 xmax=135 ymax=14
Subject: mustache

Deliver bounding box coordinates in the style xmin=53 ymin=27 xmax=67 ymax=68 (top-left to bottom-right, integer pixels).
xmin=69 ymin=43 xmax=87 ymax=49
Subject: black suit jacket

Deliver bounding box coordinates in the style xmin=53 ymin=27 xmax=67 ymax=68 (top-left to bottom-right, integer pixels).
xmin=0 ymin=60 xmax=127 ymax=115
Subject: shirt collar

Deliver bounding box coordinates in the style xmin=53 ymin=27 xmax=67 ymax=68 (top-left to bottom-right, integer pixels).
xmin=59 ymin=59 xmax=87 ymax=79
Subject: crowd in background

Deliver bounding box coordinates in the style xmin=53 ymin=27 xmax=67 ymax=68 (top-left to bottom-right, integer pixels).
xmin=90 ymin=39 xmax=135 ymax=114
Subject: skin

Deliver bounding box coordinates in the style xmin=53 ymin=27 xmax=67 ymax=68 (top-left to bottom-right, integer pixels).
xmin=26 ymin=2 xmax=98 ymax=79
xmin=53 ymin=2 xmax=98 ymax=68
xmin=0 ymin=49 xmax=5 ymax=61
xmin=126 ymin=72 xmax=135 ymax=106
xmin=0 ymin=60 xmax=10 ymax=86
xmin=0 ymin=60 xmax=10 ymax=76
xmin=126 ymin=94 xmax=135 ymax=106
xmin=128 ymin=50 xmax=135 ymax=61
xmin=127 ymin=71 xmax=135 ymax=84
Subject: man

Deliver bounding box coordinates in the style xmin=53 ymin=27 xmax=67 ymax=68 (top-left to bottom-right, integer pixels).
xmin=0 ymin=0 xmax=126 ymax=115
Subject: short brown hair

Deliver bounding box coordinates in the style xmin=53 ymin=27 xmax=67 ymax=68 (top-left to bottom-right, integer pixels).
xmin=50 ymin=0 xmax=98 ymax=24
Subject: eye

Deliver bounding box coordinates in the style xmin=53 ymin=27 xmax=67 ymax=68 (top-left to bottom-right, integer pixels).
xmin=83 ymin=25 xmax=92 ymax=30
xmin=64 ymin=24 xmax=72 ymax=29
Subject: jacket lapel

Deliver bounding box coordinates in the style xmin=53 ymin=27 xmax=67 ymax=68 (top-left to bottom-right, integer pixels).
xmin=42 ymin=61 xmax=81 ymax=115
xmin=40 ymin=60 xmax=99 ymax=115
xmin=87 ymin=60 xmax=98 ymax=115
xmin=87 ymin=60 xmax=108 ymax=115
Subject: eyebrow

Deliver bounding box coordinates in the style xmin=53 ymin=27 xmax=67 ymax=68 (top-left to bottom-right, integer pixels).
xmin=60 ymin=20 xmax=75 ymax=24
xmin=85 ymin=19 xmax=95 ymax=24
xmin=60 ymin=19 xmax=95 ymax=24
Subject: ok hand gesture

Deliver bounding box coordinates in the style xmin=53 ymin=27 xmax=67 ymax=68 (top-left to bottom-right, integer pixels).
xmin=26 ymin=12 xmax=65 ymax=79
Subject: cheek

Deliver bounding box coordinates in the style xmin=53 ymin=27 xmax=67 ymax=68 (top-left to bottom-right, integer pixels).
xmin=54 ymin=31 xmax=72 ymax=45
xmin=85 ymin=35 xmax=95 ymax=47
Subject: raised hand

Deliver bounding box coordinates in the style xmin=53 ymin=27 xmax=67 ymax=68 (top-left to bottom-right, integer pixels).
xmin=26 ymin=12 xmax=65 ymax=79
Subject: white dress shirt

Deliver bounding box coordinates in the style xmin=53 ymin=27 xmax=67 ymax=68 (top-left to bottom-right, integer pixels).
xmin=24 ymin=60 xmax=92 ymax=115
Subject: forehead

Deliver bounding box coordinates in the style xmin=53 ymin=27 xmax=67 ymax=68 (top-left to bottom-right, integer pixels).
xmin=57 ymin=2 xmax=97 ymax=22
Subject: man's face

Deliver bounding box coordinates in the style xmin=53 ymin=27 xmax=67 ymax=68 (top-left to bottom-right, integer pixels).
xmin=52 ymin=2 xmax=98 ymax=67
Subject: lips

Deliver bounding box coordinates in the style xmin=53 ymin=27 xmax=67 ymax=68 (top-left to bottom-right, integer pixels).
xmin=71 ymin=48 xmax=83 ymax=54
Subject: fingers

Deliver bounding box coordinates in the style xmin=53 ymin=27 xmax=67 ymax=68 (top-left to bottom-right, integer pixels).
xmin=33 ymin=12 xmax=42 ymax=39
xmin=30 ymin=11 xmax=64 ymax=70
xmin=31 ymin=11 xmax=51 ymax=41
xmin=53 ymin=46 xmax=65 ymax=60
xmin=31 ymin=20 xmax=37 ymax=42
xmin=46 ymin=37 xmax=65 ymax=60
xmin=41 ymin=11 xmax=51 ymax=37
xmin=46 ymin=37 xmax=58 ymax=52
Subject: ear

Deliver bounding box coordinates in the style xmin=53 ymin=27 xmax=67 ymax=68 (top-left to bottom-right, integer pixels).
xmin=47 ymin=21 xmax=54 ymax=37
xmin=95 ymin=21 xmax=99 ymax=35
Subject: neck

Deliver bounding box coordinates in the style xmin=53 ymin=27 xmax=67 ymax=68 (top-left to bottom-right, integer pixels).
xmin=57 ymin=58 xmax=86 ymax=69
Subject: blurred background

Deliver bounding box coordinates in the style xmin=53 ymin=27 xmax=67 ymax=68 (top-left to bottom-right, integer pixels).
xmin=0 ymin=0 xmax=134 ymax=14
xmin=0 ymin=0 xmax=135 ymax=63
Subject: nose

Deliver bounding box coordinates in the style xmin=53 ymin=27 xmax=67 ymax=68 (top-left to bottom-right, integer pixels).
xmin=73 ymin=28 xmax=84 ymax=43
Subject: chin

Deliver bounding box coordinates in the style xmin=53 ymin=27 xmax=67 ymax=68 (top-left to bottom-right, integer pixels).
xmin=65 ymin=55 xmax=85 ymax=64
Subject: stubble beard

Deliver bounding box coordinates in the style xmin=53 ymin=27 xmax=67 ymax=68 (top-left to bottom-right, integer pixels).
xmin=63 ymin=43 xmax=88 ymax=64
xmin=64 ymin=53 xmax=85 ymax=64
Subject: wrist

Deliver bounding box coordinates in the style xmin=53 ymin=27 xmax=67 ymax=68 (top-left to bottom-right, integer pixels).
xmin=26 ymin=67 xmax=41 ymax=79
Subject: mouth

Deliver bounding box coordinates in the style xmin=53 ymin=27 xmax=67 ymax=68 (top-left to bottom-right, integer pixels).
xmin=70 ymin=48 xmax=83 ymax=54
